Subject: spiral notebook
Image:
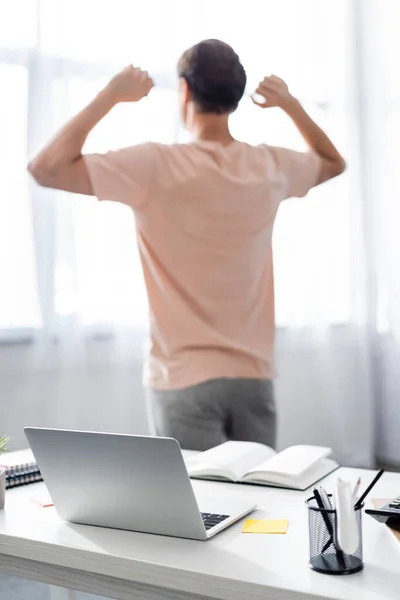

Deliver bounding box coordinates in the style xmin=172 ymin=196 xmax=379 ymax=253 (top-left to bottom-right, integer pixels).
xmin=0 ymin=449 xmax=42 ymax=488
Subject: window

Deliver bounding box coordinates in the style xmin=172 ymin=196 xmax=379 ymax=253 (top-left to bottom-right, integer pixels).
xmin=372 ymin=0 xmax=400 ymax=334
xmin=0 ymin=62 xmax=41 ymax=331
xmin=1 ymin=0 xmax=354 ymax=337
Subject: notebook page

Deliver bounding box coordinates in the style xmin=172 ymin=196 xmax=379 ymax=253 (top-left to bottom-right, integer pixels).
xmin=187 ymin=441 xmax=276 ymax=481
xmin=243 ymin=458 xmax=338 ymax=489
xmin=247 ymin=445 xmax=331 ymax=478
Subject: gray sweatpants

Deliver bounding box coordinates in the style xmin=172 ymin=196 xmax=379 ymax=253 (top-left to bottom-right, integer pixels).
xmin=146 ymin=378 xmax=276 ymax=452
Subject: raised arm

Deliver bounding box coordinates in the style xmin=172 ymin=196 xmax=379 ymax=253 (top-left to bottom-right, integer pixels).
xmin=27 ymin=66 xmax=154 ymax=195
xmin=253 ymin=75 xmax=346 ymax=185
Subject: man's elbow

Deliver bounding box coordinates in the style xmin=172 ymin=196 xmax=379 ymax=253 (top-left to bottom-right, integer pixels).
xmin=27 ymin=157 xmax=56 ymax=187
xmin=328 ymin=156 xmax=346 ymax=180
xmin=335 ymin=156 xmax=346 ymax=176
xmin=27 ymin=158 xmax=48 ymax=186
xmin=327 ymin=156 xmax=346 ymax=181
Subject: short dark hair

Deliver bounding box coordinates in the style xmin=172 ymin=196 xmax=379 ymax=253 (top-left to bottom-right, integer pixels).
xmin=178 ymin=39 xmax=247 ymax=115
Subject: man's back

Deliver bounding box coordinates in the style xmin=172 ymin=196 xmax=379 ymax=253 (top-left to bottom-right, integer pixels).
xmin=86 ymin=140 xmax=320 ymax=388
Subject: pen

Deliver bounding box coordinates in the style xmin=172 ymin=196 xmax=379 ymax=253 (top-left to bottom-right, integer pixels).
xmin=318 ymin=487 xmax=334 ymax=554
xmin=355 ymin=469 xmax=384 ymax=509
xmin=313 ymin=487 xmax=333 ymax=536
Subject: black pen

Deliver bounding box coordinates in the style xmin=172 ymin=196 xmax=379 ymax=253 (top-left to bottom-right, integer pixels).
xmin=317 ymin=487 xmax=334 ymax=554
xmin=314 ymin=488 xmax=333 ymax=536
xmin=355 ymin=469 xmax=384 ymax=509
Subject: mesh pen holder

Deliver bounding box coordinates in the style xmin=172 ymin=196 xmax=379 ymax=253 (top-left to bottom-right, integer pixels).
xmin=306 ymin=495 xmax=364 ymax=575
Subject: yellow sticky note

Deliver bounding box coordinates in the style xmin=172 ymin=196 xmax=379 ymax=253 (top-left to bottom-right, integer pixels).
xmin=242 ymin=519 xmax=289 ymax=534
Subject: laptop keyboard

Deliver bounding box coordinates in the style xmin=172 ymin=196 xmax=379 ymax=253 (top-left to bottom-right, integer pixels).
xmin=201 ymin=513 xmax=230 ymax=531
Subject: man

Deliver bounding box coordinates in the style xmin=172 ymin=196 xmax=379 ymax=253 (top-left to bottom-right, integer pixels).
xmin=28 ymin=40 xmax=345 ymax=451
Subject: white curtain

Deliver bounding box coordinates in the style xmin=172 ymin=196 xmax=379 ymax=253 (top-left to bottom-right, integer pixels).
xmin=0 ymin=0 xmax=399 ymax=467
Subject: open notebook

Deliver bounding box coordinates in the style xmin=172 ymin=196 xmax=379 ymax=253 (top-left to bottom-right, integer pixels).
xmin=0 ymin=449 xmax=42 ymax=488
xmin=186 ymin=441 xmax=338 ymax=490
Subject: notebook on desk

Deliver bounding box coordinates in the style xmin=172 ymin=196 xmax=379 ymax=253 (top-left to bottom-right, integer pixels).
xmin=0 ymin=449 xmax=42 ymax=488
xmin=186 ymin=441 xmax=338 ymax=491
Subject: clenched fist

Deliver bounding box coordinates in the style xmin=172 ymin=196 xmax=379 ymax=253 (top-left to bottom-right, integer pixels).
xmin=252 ymin=75 xmax=294 ymax=110
xmin=106 ymin=65 xmax=154 ymax=104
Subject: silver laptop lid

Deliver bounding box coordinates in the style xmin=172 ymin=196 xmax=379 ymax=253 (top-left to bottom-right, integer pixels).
xmin=25 ymin=428 xmax=207 ymax=540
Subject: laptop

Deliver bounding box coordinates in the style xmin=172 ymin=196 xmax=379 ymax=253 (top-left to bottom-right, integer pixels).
xmin=24 ymin=428 xmax=256 ymax=540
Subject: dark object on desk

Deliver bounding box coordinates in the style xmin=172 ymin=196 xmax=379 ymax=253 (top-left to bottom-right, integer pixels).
xmin=0 ymin=451 xmax=43 ymax=489
xmin=368 ymin=499 xmax=400 ymax=548
xmin=306 ymin=495 xmax=364 ymax=575
xmin=201 ymin=513 xmax=230 ymax=531
xmin=366 ymin=496 xmax=400 ymax=528
xmin=5 ymin=464 xmax=42 ymax=488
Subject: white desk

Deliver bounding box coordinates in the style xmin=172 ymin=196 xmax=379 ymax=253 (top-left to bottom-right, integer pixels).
xmin=0 ymin=468 xmax=399 ymax=600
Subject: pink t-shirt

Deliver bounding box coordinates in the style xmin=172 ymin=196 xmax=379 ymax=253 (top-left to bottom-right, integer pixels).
xmin=85 ymin=141 xmax=320 ymax=390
